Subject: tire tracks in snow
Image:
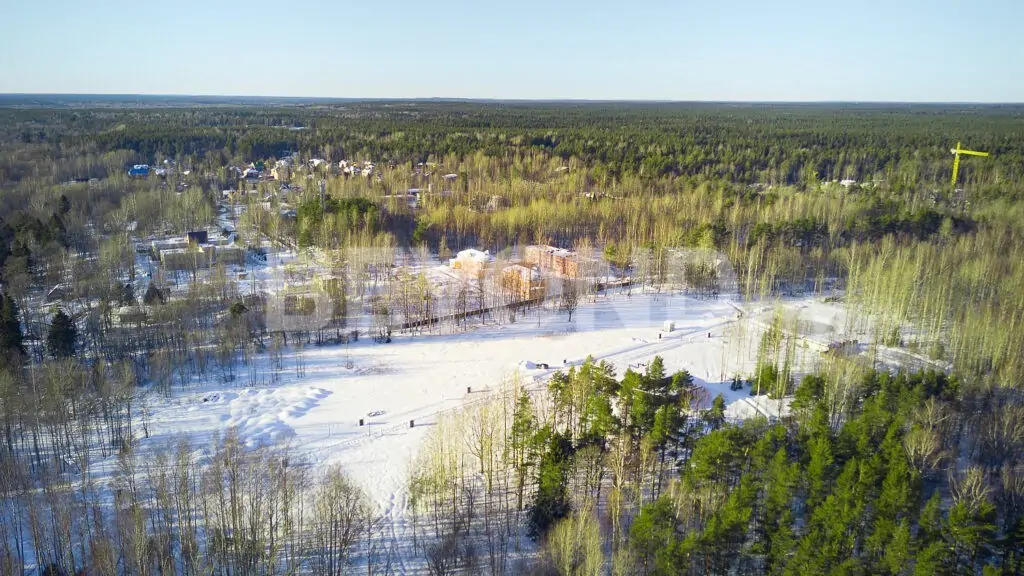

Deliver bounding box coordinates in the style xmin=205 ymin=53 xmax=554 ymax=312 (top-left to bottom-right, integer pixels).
xmin=384 ymin=490 xmax=411 ymax=575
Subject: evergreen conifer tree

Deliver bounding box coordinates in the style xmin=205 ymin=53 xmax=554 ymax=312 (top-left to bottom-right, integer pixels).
xmin=46 ymin=309 xmax=77 ymax=358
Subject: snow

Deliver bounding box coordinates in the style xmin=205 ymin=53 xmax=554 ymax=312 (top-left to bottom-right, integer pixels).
xmin=132 ymin=292 xmax=823 ymax=508
xmin=449 ymin=248 xmax=492 ymax=265
xmin=719 ymin=389 xmax=792 ymax=421
xmin=5 ymin=276 xmax=913 ymax=576
xmin=61 ymin=287 xmax=896 ymax=576
xmin=505 ymin=263 xmax=541 ymax=280
xmin=213 ymin=386 xmax=333 ymax=449
xmin=14 ymin=228 xmax=950 ymax=573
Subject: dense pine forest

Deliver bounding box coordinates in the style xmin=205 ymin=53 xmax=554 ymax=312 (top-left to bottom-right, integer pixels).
xmin=0 ymin=99 xmax=1023 ymax=575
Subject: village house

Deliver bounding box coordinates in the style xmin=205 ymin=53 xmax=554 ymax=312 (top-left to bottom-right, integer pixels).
xmin=161 ymin=247 xmax=209 ymax=271
xmin=271 ymin=164 xmax=290 ymax=181
xmin=216 ymin=245 xmax=246 ymax=266
xmin=382 ymin=192 xmax=419 ymax=209
xmin=152 ymin=230 xmax=245 ymax=271
xmin=524 ymin=245 xmax=579 ymax=278
xmin=116 ymin=305 xmax=148 ymax=325
xmin=449 ymin=249 xmax=494 ymax=279
xmin=501 ymin=264 xmax=545 ymax=300
xmin=151 ymin=238 xmax=190 ymax=259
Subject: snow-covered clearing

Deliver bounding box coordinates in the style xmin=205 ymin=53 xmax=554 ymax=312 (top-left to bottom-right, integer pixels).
xmin=75 ymin=289 xmax=888 ymax=573
xmin=131 ymin=291 xmax=856 ymax=510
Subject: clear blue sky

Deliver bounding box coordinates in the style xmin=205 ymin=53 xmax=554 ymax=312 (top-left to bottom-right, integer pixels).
xmin=1 ymin=0 xmax=1020 ymax=101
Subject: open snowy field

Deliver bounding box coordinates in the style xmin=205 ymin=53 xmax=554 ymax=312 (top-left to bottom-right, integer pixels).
xmin=126 ymin=290 xmax=858 ymax=513
xmin=47 ymin=287 xmax=931 ymax=574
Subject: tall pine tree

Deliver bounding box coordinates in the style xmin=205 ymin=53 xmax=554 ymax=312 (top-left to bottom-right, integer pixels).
xmin=46 ymin=309 xmax=77 ymax=358
xmin=0 ymin=293 xmax=24 ymax=362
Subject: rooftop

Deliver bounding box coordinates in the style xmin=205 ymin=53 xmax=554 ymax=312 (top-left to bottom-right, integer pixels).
xmin=530 ymin=244 xmax=576 ymax=258
xmin=452 ymin=248 xmax=492 ymax=263
xmin=504 ymin=263 xmax=540 ymax=280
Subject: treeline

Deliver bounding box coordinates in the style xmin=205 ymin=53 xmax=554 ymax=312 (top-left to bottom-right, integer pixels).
xmin=1 ymin=429 xmax=388 ymax=575
xmin=847 ymin=223 xmax=1024 ymax=387
xmin=3 ymin=352 xmax=1021 ymax=573
xmin=407 ymin=359 xmax=1022 ymax=575
xmin=3 ymin=103 xmax=1023 ymax=187
xmin=625 ymin=368 xmax=1021 ymax=575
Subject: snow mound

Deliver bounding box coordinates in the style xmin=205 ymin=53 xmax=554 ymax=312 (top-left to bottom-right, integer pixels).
xmin=723 ymin=395 xmax=791 ymax=421
xmin=222 ymin=386 xmax=332 ymax=449
xmin=724 ymin=398 xmax=761 ymax=420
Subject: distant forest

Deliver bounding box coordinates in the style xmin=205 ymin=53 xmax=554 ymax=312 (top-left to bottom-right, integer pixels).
xmin=3 ymin=101 xmax=1022 ymax=184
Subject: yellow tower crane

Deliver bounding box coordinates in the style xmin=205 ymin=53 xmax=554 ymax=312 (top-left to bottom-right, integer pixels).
xmin=950 ymin=141 xmax=989 ymax=189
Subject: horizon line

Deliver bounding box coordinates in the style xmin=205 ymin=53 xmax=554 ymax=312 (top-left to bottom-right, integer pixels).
xmin=1 ymin=93 xmax=1022 ymax=106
